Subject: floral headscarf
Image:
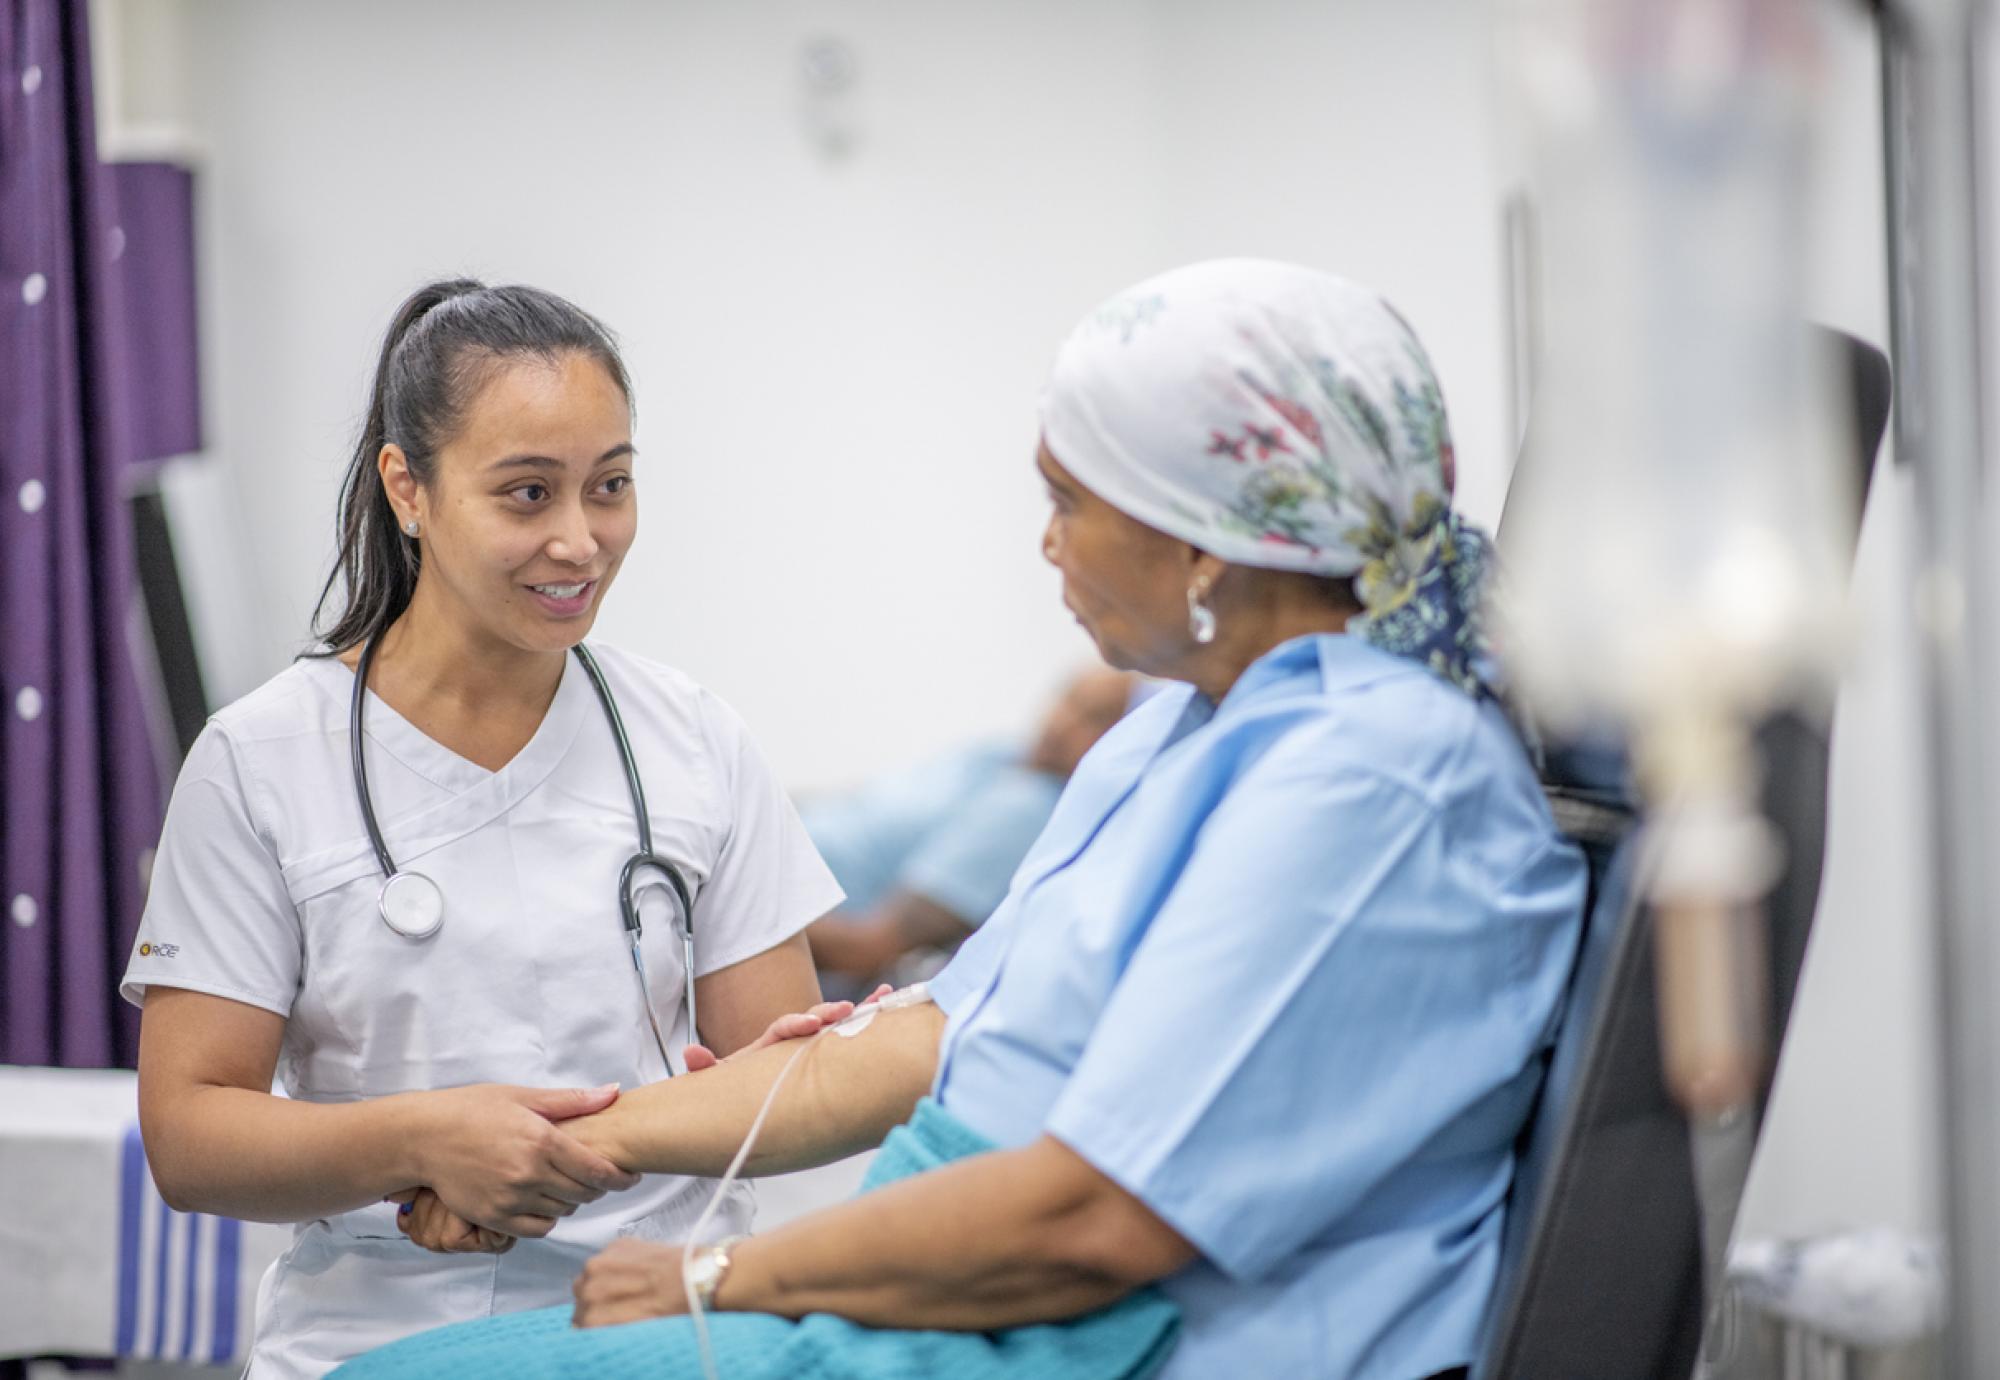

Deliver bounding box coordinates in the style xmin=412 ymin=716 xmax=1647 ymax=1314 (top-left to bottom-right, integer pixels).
xmin=1040 ymin=259 xmax=1498 ymax=698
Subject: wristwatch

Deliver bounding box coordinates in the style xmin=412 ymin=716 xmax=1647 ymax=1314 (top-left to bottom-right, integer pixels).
xmin=683 ymin=1234 xmax=748 ymax=1311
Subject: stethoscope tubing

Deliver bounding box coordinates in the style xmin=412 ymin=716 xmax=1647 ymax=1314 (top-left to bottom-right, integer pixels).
xmin=574 ymin=643 xmax=656 ymax=858
xmin=350 ymin=633 xmax=405 ymax=884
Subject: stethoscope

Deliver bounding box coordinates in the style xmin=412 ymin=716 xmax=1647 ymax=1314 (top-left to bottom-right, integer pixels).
xmin=350 ymin=635 xmax=695 ymax=1074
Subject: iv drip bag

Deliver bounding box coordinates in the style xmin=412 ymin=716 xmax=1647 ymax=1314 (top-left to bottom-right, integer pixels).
xmin=1497 ymin=0 xmax=1849 ymax=732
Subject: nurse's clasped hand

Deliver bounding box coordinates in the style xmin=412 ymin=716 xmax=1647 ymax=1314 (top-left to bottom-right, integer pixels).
xmin=391 ymin=1081 xmax=643 ymax=1240
xmin=385 ymin=1186 xmax=514 ymax=1254
xmin=392 ymin=992 xmax=890 ymax=1255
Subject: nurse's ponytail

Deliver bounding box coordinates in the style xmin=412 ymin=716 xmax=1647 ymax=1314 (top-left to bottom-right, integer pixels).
xmin=308 ymin=278 xmax=632 ymax=655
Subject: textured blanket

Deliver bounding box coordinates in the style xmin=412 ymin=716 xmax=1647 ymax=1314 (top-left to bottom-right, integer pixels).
xmin=333 ymin=1097 xmax=1181 ymax=1379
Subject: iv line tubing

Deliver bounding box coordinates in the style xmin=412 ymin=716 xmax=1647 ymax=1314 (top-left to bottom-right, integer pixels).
xmin=679 ymin=983 xmax=932 ymax=1380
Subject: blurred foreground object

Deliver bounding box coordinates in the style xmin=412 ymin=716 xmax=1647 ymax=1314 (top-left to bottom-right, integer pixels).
xmin=1498 ymin=0 xmax=1847 ymax=1313
xmin=1715 ymin=1230 xmax=1943 ymax=1378
xmin=1504 ymin=0 xmax=2000 ymax=1369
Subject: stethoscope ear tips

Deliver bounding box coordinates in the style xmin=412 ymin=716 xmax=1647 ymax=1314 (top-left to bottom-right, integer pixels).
xmin=379 ymin=870 xmax=446 ymax=940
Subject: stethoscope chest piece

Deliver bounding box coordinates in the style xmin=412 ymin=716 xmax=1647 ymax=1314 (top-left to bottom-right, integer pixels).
xmin=349 ymin=636 xmax=693 ymax=1070
xmin=378 ymin=870 xmax=445 ymax=940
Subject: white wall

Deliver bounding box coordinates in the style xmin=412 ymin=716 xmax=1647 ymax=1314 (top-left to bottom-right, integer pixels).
xmin=102 ymin=0 xmax=1939 ymax=1245
xmin=1150 ymin=0 xmax=1513 ymax=523
xmin=173 ymin=0 xmax=1167 ymax=781
xmin=148 ymin=0 xmax=1518 ymax=786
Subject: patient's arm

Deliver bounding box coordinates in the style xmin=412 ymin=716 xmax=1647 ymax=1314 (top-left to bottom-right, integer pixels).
xmin=396 ymin=987 xmax=913 ymax=1255
xmin=572 ymin=1133 xmax=1197 ymax=1331
xmin=566 ymin=1000 xmax=947 ymax=1179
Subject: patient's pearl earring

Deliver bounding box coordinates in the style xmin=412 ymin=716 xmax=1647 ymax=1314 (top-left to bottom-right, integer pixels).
xmin=1187 ymin=581 xmax=1217 ymax=645
xmin=403 ymin=519 xmax=420 ymax=537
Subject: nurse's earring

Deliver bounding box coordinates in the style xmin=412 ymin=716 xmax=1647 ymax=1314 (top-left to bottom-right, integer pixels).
xmin=396 ymin=517 xmax=422 ymax=576
xmin=1187 ymin=579 xmax=1217 ymax=645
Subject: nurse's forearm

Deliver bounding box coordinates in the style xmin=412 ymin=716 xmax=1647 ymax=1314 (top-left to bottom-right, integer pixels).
xmin=569 ymin=1002 xmax=945 ymax=1178
xmin=142 ymin=1082 xmax=434 ymax=1222
xmin=140 ymin=989 xmax=634 ymax=1232
xmin=137 ymin=987 xmax=436 ymax=1222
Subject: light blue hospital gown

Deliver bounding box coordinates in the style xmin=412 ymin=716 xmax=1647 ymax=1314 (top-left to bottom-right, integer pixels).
xmin=929 ymin=633 xmax=1587 ymax=1380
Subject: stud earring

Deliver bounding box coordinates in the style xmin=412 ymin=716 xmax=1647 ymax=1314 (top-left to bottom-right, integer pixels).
xmin=1187 ymin=581 xmax=1217 ymax=645
xmin=403 ymin=520 xmax=420 ymax=538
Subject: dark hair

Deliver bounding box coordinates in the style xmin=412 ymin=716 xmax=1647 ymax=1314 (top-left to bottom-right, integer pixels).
xmin=309 ymin=278 xmax=633 ymax=654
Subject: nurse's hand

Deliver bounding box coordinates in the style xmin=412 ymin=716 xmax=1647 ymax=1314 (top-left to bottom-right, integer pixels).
xmin=679 ymin=988 xmax=893 ymax=1072
xmin=387 ymin=1187 xmax=514 ymax=1254
xmin=412 ymin=1082 xmax=644 ymax=1239
xmin=572 ymin=1238 xmax=689 ymax=1327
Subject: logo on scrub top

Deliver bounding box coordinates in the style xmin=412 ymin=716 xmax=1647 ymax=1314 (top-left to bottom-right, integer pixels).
xmin=139 ymin=941 xmax=179 ymax=959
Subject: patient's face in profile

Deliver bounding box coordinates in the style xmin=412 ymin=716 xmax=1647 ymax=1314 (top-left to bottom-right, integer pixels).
xmin=1037 ymin=443 xmax=1196 ymax=679
xmin=410 ymin=352 xmax=638 ymax=657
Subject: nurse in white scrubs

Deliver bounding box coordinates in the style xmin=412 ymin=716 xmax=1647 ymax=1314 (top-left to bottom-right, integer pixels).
xmin=120 ymin=279 xmax=849 ymax=1378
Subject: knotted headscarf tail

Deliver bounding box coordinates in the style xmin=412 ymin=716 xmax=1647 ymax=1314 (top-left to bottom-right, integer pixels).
xmin=1040 ymin=259 xmax=1499 ymax=698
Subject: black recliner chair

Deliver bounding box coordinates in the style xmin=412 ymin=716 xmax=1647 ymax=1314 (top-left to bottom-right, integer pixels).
xmin=1472 ymin=330 xmax=1893 ymax=1380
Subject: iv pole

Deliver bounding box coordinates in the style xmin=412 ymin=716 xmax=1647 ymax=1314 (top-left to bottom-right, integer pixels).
xmin=1878 ymin=0 xmax=1998 ymax=1373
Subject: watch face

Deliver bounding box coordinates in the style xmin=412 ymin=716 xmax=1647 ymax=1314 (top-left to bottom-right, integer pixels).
xmin=687 ymin=1245 xmax=726 ymax=1305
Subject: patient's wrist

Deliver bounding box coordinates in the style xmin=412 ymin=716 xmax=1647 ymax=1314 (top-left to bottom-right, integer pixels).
xmin=709 ymin=1234 xmax=771 ymax=1314
xmin=564 ymin=1104 xmax=636 ymax=1172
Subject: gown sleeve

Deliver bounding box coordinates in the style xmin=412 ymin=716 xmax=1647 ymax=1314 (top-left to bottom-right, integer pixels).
xmin=119 ymin=722 xmax=302 ymax=1017
xmin=1043 ymin=743 xmax=1585 ymax=1283
xmin=687 ymin=691 xmax=846 ymax=976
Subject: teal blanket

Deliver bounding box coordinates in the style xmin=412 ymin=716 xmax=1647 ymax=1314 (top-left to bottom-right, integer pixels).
xmin=333 ymin=1097 xmax=1181 ymax=1379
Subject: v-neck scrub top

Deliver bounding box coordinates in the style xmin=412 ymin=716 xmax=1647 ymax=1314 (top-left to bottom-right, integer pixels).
xmin=929 ymin=634 xmax=1588 ymax=1380
xmin=121 ymin=643 xmax=842 ymax=1379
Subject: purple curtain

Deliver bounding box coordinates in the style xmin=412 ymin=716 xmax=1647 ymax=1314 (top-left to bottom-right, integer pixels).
xmin=106 ymin=160 xmax=200 ymax=461
xmin=2 ymin=0 xmax=166 ymax=1068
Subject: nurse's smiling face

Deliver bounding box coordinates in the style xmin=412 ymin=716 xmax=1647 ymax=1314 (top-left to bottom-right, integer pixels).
xmin=403 ymin=352 xmax=637 ymax=655
xmin=1037 ymin=443 xmax=1201 ymax=677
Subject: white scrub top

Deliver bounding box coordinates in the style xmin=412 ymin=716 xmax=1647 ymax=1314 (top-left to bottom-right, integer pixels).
xmin=120 ymin=643 xmax=842 ymax=1379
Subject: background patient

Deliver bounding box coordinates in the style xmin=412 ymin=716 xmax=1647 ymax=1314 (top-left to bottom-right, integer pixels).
xmin=803 ymin=666 xmax=1134 ymax=994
